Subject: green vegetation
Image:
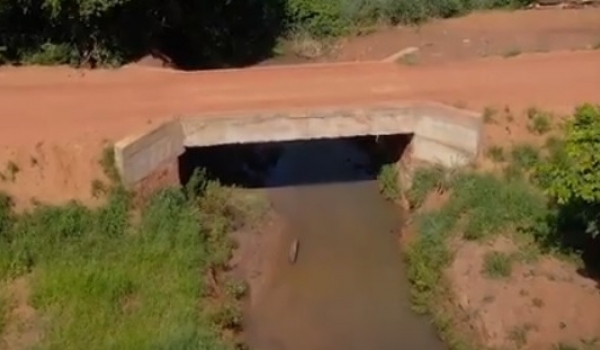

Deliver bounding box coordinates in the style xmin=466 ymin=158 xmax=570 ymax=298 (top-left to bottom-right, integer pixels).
xmin=0 ymin=167 xmax=261 ymax=349
xmin=482 ymin=251 xmax=513 ymax=278
xmin=0 ymin=0 xmax=532 ymax=67
xmin=510 ymin=143 xmax=540 ymax=172
xmin=527 ymin=107 xmax=553 ymax=135
xmin=377 ymin=164 xmax=402 ymax=201
xmin=401 ymin=104 xmax=600 ymax=350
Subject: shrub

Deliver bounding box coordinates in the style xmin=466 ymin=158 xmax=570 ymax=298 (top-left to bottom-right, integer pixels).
xmin=541 ymin=104 xmax=600 ymax=205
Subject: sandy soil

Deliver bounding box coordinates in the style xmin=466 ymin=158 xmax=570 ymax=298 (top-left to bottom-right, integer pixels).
xmin=0 ymin=50 xmax=599 ymax=207
xmin=264 ymin=8 xmax=600 ymax=65
xmin=448 ymin=237 xmax=600 ymax=350
xmin=229 ymin=209 xmax=287 ymax=310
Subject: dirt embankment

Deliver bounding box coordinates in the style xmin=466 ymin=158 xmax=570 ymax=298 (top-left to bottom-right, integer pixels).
xmin=1 ymin=50 xmax=599 ymax=208
xmin=401 ymin=102 xmax=600 ymax=350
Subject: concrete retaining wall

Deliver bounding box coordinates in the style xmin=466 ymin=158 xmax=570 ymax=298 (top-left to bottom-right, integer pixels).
xmin=113 ymin=101 xmax=482 ymax=190
xmin=114 ymin=121 xmax=185 ymax=186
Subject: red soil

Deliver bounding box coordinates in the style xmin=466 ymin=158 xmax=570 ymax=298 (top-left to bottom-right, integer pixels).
xmin=0 ymin=50 xmax=598 ymax=207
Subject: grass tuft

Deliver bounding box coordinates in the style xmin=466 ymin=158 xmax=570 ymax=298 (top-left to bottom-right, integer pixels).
xmin=482 ymin=251 xmax=513 ymax=279
xmin=378 ymin=164 xmax=402 ymax=201
xmin=526 ymin=107 xmax=553 ymax=135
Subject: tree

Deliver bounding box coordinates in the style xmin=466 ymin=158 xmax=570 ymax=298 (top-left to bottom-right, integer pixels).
xmin=538 ymin=104 xmax=600 ymax=236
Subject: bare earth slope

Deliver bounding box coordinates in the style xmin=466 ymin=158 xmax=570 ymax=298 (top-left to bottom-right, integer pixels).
xmin=0 ymin=50 xmax=599 ymax=206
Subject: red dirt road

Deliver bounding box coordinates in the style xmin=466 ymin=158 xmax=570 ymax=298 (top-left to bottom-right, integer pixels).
xmin=0 ymin=50 xmax=599 ymax=206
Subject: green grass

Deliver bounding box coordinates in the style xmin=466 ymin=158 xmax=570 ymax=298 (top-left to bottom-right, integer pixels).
xmin=510 ymin=143 xmax=541 ymax=172
xmin=403 ymin=166 xmax=551 ymax=349
xmin=407 ymin=165 xmax=450 ymax=209
xmin=526 ymin=107 xmax=553 ymax=135
xmin=482 ymin=251 xmax=513 ymax=279
xmin=401 ymin=105 xmax=600 ymax=350
xmin=0 ymin=170 xmax=256 ymax=349
xmin=378 ymin=164 xmax=402 ymax=201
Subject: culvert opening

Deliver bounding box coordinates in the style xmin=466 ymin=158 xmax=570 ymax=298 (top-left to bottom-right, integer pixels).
xmin=177 ymin=134 xmax=413 ymax=189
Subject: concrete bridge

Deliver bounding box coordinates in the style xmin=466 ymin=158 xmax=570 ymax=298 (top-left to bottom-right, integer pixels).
xmin=115 ymin=98 xmax=482 ymax=187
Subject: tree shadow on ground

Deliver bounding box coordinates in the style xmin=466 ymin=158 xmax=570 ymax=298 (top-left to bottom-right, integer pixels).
xmin=147 ymin=0 xmax=288 ymax=70
xmin=0 ymin=0 xmax=287 ymax=70
xmin=531 ymin=201 xmax=600 ymax=289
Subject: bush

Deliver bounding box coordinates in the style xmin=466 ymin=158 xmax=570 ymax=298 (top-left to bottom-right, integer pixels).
xmin=536 ymin=104 xmax=600 ymax=237
xmin=0 ymin=0 xmax=287 ymax=68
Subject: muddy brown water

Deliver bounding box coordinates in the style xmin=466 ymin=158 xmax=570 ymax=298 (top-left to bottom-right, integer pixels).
xmin=244 ymin=138 xmax=445 ymax=350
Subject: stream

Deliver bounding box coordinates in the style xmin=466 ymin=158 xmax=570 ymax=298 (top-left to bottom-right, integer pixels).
xmin=242 ymin=138 xmax=446 ymax=350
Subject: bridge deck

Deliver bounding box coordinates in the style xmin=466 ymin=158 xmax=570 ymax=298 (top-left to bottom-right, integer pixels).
xmin=1 ymin=50 xmax=599 ymax=146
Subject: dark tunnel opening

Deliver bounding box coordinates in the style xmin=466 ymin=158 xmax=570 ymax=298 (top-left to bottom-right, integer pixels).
xmin=177 ymin=134 xmax=413 ymax=189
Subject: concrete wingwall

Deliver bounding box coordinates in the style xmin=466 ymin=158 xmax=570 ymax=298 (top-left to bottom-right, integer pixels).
xmin=113 ymin=101 xmax=482 ymax=191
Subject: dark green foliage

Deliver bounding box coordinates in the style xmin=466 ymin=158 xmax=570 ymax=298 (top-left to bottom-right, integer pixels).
xmin=0 ymin=0 xmax=287 ymax=68
xmin=0 ymin=0 xmax=532 ymax=67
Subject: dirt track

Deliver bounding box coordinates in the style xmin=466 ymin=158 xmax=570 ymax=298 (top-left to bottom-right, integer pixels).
xmin=0 ymin=50 xmax=599 ymax=206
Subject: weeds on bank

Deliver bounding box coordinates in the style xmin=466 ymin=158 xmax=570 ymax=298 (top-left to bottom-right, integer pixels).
xmin=405 ymin=135 xmax=580 ymax=349
xmin=482 ymin=251 xmax=513 ymax=279
xmin=378 ymin=164 xmax=402 ymax=201
xmin=527 ymin=107 xmax=553 ymax=135
xmin=401 ymin=105 xmax=600 ymax=350
xmin=0 ymin=168 xmax=251 ymax=349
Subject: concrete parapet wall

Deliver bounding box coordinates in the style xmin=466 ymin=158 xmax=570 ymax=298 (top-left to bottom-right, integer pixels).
xmin=114 ymin=101 xmax=482 ymax=189
xmin=114 ymin=121 xmax=185 ymax=186
xmin=180 ymin=106 xmax=416 ymax=146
